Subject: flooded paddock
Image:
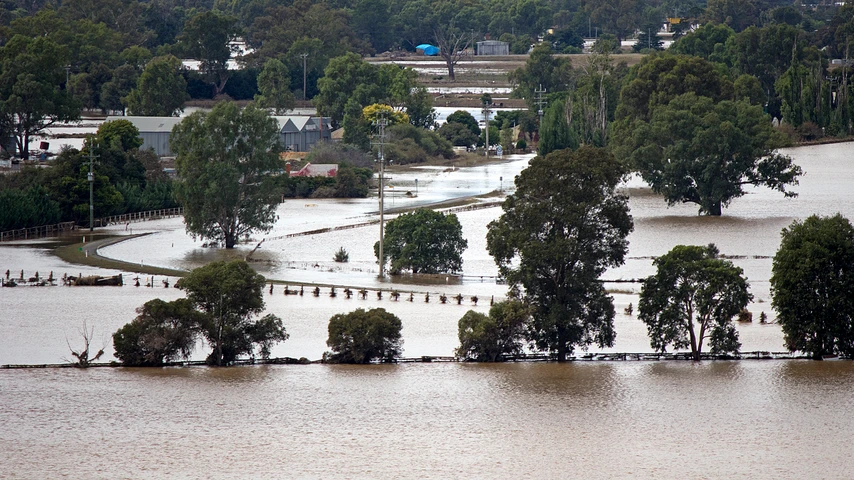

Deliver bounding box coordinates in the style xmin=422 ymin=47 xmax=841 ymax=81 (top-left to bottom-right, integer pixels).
xmin=2 ymin=143 xmax=854 ymax=478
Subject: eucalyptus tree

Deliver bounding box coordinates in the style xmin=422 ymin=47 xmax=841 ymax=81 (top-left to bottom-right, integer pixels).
xmin=639 ymin=244 xmax=751 ymax=360
xmin=0 ymin=35 xmax=80 ymax=159
xmin=487 ymin=146 xmax=633 ymax=361
xmin=771 ymin=215 xmax=854 ymax=359
xmin=171 ymin=102 xmax=282 ymax=249
xmin=124 ymin=55 xmax=188 ymax=116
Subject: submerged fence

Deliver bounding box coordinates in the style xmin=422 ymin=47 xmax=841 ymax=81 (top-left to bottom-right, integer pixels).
xmin=0 ymin=208 xmax=184 ymax=243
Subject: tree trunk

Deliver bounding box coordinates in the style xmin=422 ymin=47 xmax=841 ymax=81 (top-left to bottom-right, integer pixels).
xmin=706 ymin=201 xmax=722 ymax=216
xmin=556 ymin=327 xmax=567 ymax=362
xmin=446 ymin=60 xmax=456 ymax=82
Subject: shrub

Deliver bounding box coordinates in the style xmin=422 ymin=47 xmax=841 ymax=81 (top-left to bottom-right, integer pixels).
xmin=325 ymin=308 xmax=403 ymax=363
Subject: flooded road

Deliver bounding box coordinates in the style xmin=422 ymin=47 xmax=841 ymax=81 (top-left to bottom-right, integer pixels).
xmin=2 ymin=143 xmax=854 ymax=477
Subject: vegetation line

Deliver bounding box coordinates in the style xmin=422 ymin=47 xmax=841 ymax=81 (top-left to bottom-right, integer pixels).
xmin=0 ymin=351 xmax=813 ymax=369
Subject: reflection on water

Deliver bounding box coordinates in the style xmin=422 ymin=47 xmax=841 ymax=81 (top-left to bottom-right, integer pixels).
xmin=2 ymin=361 xmax=853 ymax=478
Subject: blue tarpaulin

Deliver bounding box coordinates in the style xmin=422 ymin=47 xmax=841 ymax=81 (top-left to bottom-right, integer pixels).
xmin=416 ymin=44 xmax=440 ymax=56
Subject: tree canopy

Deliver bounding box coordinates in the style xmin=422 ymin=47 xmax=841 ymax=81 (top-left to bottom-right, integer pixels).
xmin=124 ymin=55 xmax=188 ymax=116
xmin=376 ymin=208 xmax=468 ymax=275
xmin=112 ymin=298 xmax=200 ymax=366
xmin=614 ymin=92 xmax=802 ymax=215
xmin=171 ymin=102 xmax=282 ymax=249
xmin=325 ymin=308 xmax=403 ymax=363
xmin=486 ymin=146 xmax=633 ymax=361
xmin=638 ymin=244 xmax=751 ymax=360
xmin=456 ymin=300 xmax=529 ymax=362
xmin=771 ymin=215 xmax=854 ymax=359
xmin=254 ymin=58 xmax=295 ymax=115
xmin=0 ymin=35 xmax=80 ymax=159
xmin=177 ymin=260 xmax=288 ymax=365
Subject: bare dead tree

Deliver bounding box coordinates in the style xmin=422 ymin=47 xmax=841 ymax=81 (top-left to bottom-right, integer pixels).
xmin=433 ymin=22 xmax=474 ymax=82
xmin=64 ymin=320 xmax=105 ymax=367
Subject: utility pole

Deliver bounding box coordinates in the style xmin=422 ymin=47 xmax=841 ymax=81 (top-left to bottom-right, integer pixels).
xmin=372 ymin=115 xmax=389 ymax=278
xmin=87 ymin=143 xmax=98 ymax=232
xmin=535 ymin=84 xmax=547 ymax=129
xmin=301 ymin=53 xmax=308 ymax=101
xmin=482 ymin=101 xmax=493 ymax=159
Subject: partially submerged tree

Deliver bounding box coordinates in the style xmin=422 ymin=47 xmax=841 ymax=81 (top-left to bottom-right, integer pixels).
xmin=638 ymin=244 xmax=752 ymax=360
xmin=771 ymin=214 xmax=854 ymax=359
xmin=325 ymin=308 xmax=403 ymax=363
xmin=113 ymin=262 xmax=288 ymax=366
xmin=487 ymin=146 xmax=633 ymax=361
xmin=456 ymin=300 xmax=530 ymax=362
xmin=113 ymin=298 xmax=199 ymax=366
xmin=65 ymin=320 xmax=105 ymax=367
xmin=178 ymin=260 xmax=288 ymax=366
xmin=172 ymin=102 xmax=282 ymax=249
xmin=615 ymin=93 xmax=802 ymax=215
xmin=375 ymin=208 xmax=468 ymax=274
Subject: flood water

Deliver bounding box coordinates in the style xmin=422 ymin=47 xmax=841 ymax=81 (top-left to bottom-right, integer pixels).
xmin=2 ymin=143 xmax=854 ymax=478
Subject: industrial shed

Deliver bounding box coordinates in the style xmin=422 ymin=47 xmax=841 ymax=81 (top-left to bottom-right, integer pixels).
xmin=106 ymin=115 xmax=332 ymax=156
xmin=273 ymin=116 xmax=332 ymax=152
xmin=106 ymin=116 xmax=183 ymax=157
xmin=476 ymin=40 xmax=509 ymax=55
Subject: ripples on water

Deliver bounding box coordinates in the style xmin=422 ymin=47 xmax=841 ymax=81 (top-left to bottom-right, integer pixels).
xmin=2 ymin=362 xmax=854 ymax=478
xmin=2 ymin=144 xmax=854 ymax=477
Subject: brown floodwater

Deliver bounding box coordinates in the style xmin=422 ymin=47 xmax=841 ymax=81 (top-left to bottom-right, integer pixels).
xmin=2 ymin=361 xmax=854 ymax=478
xmin=2 ymin=143 xmax=854 ymax=477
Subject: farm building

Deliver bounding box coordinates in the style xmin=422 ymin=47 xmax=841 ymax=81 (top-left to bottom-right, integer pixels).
xmin=106 ymin=115 xmax=332 ymax=156
xmin=105 ymin=116 xmax=183 ymax=157
xmin=476 ymin=40 xmax=509 ymax=55
xmin=273 ymin=116 xmax=332 ymax=152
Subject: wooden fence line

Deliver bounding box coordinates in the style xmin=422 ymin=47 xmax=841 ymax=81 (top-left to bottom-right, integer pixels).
xmin=0 ymin=208 xmax=184 ymax=243
xmin=0 ymin=351 xmax=814 ymax=369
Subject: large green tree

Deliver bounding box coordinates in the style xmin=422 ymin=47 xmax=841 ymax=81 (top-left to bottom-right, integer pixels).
xmin=254 ymin=58 xmax=295 ymax=115
xmin=0 ymin=35 xmax=80 ymax=159
xmin=771 ymin=215 xmax=854 ymax=359
xmin=112 ymin=298 xmax=200 ymax=366
xmin=325 ymin=308 xmax=403 ymax=363
xmin=171 ymin=102 xmax=282 ymax=249
xmin=375 ymin=208 xmax=468 ymax=274
xmin=179 ymin=11 xmax=240 ymax=97
xmin=456 ymin=300 xmax=530 ymax=362
xmin=486 ymin=146 xmax=633 ymax=361
xmin=124 ymin=55 xmax=188 ymax=116
xmin=638 ymin=244 xmax=751 ymax=361
xmin=178 ymin=260 xmax=288 ymax=366
xmin=615 ymin=93 xmax=802 ymax=215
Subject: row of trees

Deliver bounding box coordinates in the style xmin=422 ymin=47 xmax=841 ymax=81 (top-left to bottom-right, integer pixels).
xmin=513 ymin=35 xmax=805 ymax=216
xmin=111 ymin=181 xmax=854 ymax=365
xmin=0 ymin=119 xmax=179 ymax=229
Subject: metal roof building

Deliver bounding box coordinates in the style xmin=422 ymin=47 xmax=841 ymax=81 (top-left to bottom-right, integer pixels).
xmin=273 ymin=116 xmax=332 ymax=152
xmin=106 ymin=115 xmax=332 ymax=156
xmin=476 ymin=40 xmax=509 ymax=56
xmin=106 ymin=116 xmax=183 ymax=157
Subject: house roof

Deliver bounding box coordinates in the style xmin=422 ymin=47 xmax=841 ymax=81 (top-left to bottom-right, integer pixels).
xmin=105 ymin=116 xmax=183 ymax=133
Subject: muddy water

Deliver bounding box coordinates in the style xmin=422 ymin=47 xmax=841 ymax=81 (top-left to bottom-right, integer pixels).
xmin=1 ymin=143 xmax=854 ymax=477
xmin=2 ymin=361 xmax=854 ymax=478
